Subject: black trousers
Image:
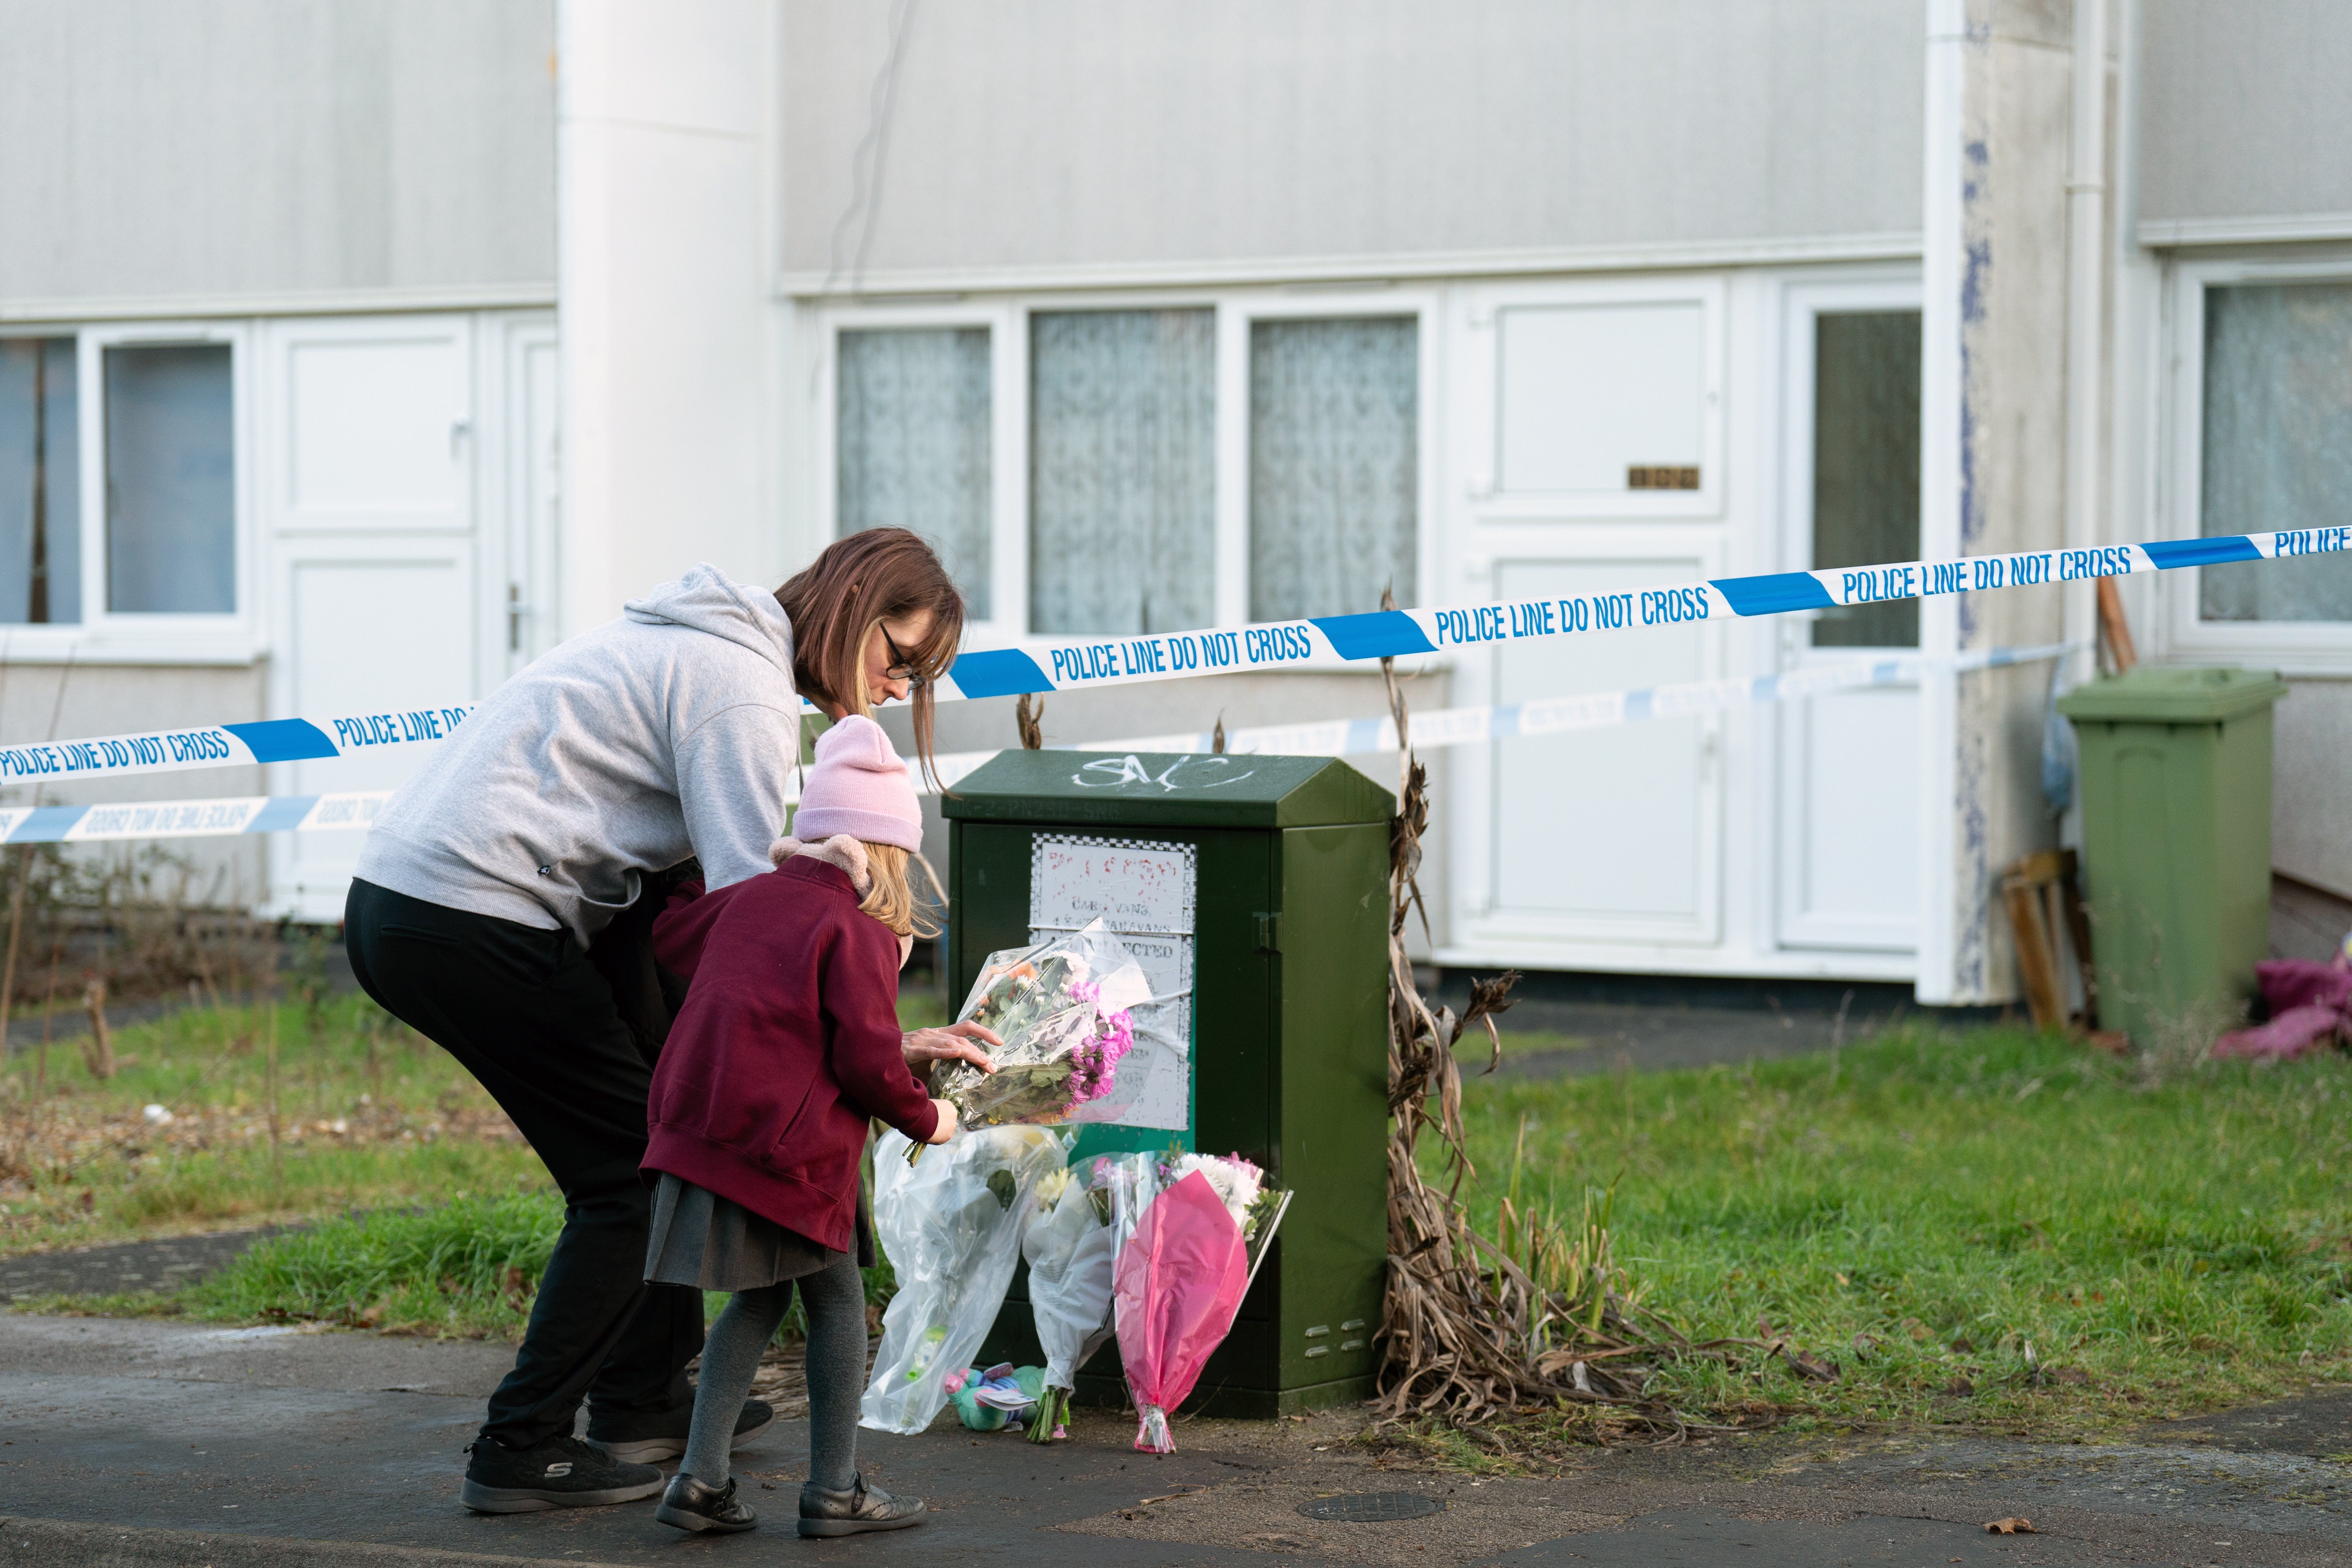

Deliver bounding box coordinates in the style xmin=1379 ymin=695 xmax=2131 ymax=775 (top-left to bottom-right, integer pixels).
xmin=344 ymin=877 xmax=703 ymax=1449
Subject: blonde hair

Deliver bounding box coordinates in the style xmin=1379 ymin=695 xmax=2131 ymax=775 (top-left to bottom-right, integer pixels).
xmin=857 ymin=842 xmax=939 ymax=939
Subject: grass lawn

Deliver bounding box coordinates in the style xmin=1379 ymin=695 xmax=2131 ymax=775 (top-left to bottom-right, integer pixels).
xmin=0 ymin=984 xmax=945 ymax=1336
xmin=0 ymin=982 xmax=954 ymax=1258
xmin=0 ymin=992 xmax=546 ymax=1255
xmin=14 ymin=983 xmax=2348 ymax=1448
xmin=1439 ymin=1023 xmax=2352 ymax=1445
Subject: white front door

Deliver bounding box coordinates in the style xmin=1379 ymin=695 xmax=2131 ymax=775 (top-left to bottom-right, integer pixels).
xmin=1773 ymin=281 xmax=1923 ymax=952
xmin=496 ymin=317 xmax=563 ymax=676
xmin=258 ymin=312 xmax=553 ymax=919
xmin=1484 ymin=554 xmax=1721 ymax=946
xmin=1444 ymin=278 xmax=1729 ymax=966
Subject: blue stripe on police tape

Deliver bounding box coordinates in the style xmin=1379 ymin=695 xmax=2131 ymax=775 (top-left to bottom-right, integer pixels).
xmin=222 ymin=719 xmax=341 ymax=763
xmin=1311 ymin=611 xmax=1437 ymax=660
xmin=2142 ymin=536 xmax=2265 ymax=569
xmin=946 ymin=648 xmax=1055 ymax=701
xmin=1708 ymin=572 xmax=1839 ymax=617
xmin=246 ymin=795 xmax=319 ymax=834
xmin=8 ymin=805 xmax=86 ymax=843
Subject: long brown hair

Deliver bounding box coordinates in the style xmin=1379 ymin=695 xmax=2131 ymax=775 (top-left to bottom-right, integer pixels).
xmin=776 ymin=529 xmax=963 ymax=784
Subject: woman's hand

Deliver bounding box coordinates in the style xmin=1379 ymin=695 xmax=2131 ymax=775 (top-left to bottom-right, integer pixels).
xmin=901 ymin=1019 xmax=1000 ymax=1077
xmin=926 ymin=1098 xmax=960 ymax=1144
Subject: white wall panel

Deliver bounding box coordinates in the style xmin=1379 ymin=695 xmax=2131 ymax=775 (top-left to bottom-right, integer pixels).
xmin=0 ymin=0 xmax=555 ymax=302
xmin=2139 ymin=0 xmax=2352 ymax=224
xmin=779 ymin=0 xmax=1924 ymax=281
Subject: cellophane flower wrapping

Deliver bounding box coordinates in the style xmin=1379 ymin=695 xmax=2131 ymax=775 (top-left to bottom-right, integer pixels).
xmin=925 ymin=921 xmax=1154 ymax=1151
xmin=1108 ymin=1152 xmax=1293 ymax=1454
xmin=1019 ymin=1164 xmax=1118 ymax=1440
xmin=1159 ymin=1152 xmax=1291 ymax=1285
xmin=860 ymin=1125 xmax=1064 ymax=1435
xmin=1114 ymin=1170 xmax=1247 ymax=1454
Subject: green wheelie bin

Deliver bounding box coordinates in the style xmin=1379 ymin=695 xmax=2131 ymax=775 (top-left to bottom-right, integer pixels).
xmin=2057 ymin=667 xmax=2289 ymax=1047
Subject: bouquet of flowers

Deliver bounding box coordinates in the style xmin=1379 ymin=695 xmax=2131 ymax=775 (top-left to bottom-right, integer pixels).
xmin=1112 ymin=1152 xmax=1291 ymax=1453
xmin=1019 ymin=1163 xmax=1120 ymax=1443
xmin=860 ymin=1125 xmax=1065 ymax=1435
xmin=912 ymin=921 xmax=1150 ymax=1163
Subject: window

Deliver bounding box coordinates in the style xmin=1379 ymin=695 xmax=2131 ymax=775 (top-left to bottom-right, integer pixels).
xmin=836 ymin=327 xmax=993 ymax=618
xmin=1248 ymin=316 xmax=1418 ymax=621
xmin=1028 ymin=309 xmax=1216 ymax=636
xmin=824 ymin=297 xmax=1427 ymax=642
xmin=0 ymin=337 xmax=80 ymax=624
xmin=2197 ymin=281 xmax=2352 ymax=623
xmin=1809 ymin=311 xmax=1921 ymax=648
xmin=105 ymin=343 xmax=236 ymax=615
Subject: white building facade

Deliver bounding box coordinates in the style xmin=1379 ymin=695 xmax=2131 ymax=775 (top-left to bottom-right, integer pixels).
xmin=2 ymin=0 xmax=2346 ymax=998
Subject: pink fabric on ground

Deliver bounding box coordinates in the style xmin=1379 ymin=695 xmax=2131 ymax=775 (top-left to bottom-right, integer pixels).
xmin=2211 ymin=960 xmax=2352 ymax=1060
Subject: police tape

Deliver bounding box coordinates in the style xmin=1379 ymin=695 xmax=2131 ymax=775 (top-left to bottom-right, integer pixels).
xmin=922 ymin=641 xmax=2076 ymax=790
xmin=0 ymin=644 xmax=2071 ymax=845
xmin=936 ymin=527 xmax=2345 ymax=701
xmin=0 ymin=791 xmax=392 ymax=846
xmin=6 ymin=523 xmax=2337 ymax=788
xmin=0 ymin=706 xmax=478 ymax=791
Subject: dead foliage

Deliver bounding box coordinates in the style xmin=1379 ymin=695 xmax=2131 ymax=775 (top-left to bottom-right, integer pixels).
xmin=1370 ymin=603 xmax=1750 ymax=1442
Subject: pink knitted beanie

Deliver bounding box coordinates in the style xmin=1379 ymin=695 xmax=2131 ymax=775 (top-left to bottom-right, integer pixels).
xmin=792 ymin=715 xmax=923 ymax=850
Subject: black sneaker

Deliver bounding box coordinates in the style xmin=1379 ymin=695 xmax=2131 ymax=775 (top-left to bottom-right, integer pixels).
xmin=460 ymin=1435 xmax=664 ymax=1513
xmin=798 ymin=1472 xmax=927 ymax=1538
xmin=585 ymin=1397 xmax=776 ymax=1464
xmin=654 ymin=1472 xmax=758 ymax=1535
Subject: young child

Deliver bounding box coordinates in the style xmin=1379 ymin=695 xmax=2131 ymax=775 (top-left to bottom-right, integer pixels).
xmin=640 ymin=714 xmax=958 ymax=1537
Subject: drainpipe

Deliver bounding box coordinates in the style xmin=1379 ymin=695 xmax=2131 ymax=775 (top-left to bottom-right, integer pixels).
xmin=1915 ymin=0 xmax=1968 ymax=1005
xmin=2062 ymin=0 xmax=2111 ymax=679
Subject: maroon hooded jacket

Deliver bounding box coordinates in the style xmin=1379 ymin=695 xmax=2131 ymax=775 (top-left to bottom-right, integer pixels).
xmin=643 ymin=856 xmax=938 ymax=1253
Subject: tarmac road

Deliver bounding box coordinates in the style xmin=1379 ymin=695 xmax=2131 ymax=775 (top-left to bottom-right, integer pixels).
xmin=4 ymin=1307 xmax=2352 ymax=1566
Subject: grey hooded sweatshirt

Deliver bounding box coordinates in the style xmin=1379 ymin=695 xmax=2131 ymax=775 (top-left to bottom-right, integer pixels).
xmin=354 ymin=564 xmax=801 ymax=948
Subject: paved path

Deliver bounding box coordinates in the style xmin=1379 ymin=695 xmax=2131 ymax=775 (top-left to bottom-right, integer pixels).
xmin=0 ymin=1227 xmax=288 ymax=1304
xmin=3 ymin=1313 xmax=2351 ymax=1565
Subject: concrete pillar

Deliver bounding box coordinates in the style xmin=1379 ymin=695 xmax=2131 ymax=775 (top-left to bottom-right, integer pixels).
xmin=1917 ymin=0 xmax=2078 ymax=1004
xmin=556 ymin=0 xmax=773 ymax=637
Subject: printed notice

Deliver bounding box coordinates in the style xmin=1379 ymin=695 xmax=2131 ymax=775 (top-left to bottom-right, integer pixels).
xmin=1030 ymin=838 xmax=1195 ymax=934
xmin=1031 ymin=835 xmax=1195 ymax=1131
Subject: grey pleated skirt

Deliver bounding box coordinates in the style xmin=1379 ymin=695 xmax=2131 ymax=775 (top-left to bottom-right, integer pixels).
xmin=643 ymin=1173 xmax=873 ymax=1292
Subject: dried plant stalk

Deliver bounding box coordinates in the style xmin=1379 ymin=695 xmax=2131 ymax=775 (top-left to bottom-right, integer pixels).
xmin=1370 ymin=594 xmax=1737 ymax=1439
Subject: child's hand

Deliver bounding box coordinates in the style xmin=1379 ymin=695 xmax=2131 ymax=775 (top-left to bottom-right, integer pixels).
xmin=926 ymin=1099 xmax=959 ymax=1144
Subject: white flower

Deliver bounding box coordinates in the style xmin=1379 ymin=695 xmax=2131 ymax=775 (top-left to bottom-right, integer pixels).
xmin=141 ymin=1104 xmax=172 ymax=1126
xmin=1170 ymin=1154 xmax=1261 ymax=1232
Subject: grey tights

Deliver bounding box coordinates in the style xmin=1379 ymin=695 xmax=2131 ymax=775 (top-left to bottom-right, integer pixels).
xmin=682 ymin=1252 xmax=866 ymax=1491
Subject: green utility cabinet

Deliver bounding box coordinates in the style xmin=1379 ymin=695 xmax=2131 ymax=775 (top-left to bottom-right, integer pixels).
xmin=2058 ymin=667 xmax=2289 ymax=1046
xmin=946 ymin=749 xmax=1393 ymax=1417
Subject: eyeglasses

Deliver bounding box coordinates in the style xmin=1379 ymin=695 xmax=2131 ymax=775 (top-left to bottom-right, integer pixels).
xmin=880 ymin=626 xmax=928 ymax=691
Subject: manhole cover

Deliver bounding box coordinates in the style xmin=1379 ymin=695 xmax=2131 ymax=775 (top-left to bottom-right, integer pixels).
xmin=1297 ymin=1492 xmax=1445 ymax=1523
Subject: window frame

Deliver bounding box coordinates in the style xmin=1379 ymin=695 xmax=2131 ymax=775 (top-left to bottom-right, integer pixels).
xmin=816 ymin=286 xmax=1438 ymax=648
xmin=816 ymin=301 xmax=1025 ymax=641
xmin=2160 ymin=252 xmax=2352 ymax=675
xmin=1776 ymin=274 xmax=1925 ymax=659
xmin=0 ymin=320 xmax=259 ymax=664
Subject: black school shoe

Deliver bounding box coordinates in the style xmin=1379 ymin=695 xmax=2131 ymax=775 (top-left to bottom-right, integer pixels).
xmin=585 ymin=1398 xmax=777 ymax=1464
xmin=798 ymin=1472 xmax=927 ymax=1538
xmin=653 ymin=1472 xmax=759 ymax=1534
xmin=459 ymin=1435 xmax=664 ymax=1513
